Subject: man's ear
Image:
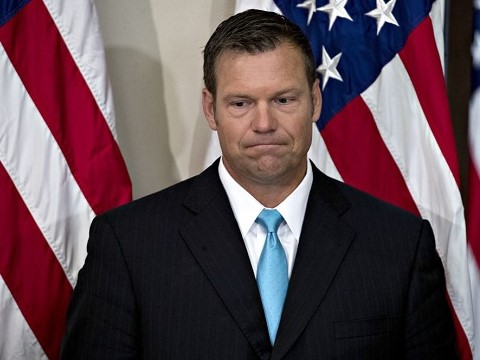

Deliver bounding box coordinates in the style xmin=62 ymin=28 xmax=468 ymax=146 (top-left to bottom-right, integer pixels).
xmin=311 ymin=79 xmax=322 ymax=123
xmin=202 ymin=88 xmax=217 ymax=130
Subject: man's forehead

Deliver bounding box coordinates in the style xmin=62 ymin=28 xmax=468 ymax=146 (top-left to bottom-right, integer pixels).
xmin=215 ymin=41 xmax=301 ymax=63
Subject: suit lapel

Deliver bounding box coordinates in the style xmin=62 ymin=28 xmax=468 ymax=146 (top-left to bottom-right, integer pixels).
xmin=272 ymin=167 xmax=355 ymax=360
xmin=179 ymin=161 xmax=272 ymax=359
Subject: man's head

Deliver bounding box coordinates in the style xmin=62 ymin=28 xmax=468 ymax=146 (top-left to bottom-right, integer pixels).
xmin=203 ymin=9 xmax=317 ymax=100
xmin=202 ymin=10 xmax=321 ymax=205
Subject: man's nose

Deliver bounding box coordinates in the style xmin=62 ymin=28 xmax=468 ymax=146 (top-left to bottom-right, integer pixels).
xmin=252 ymin=103 xmax=277 ymax=132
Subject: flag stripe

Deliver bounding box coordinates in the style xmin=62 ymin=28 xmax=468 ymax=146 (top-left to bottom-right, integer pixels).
xmin=42 ymin=0 xmax=118 ymax=138
xmin=0 ymin=275 xmax=47 ymax=359
xmin=468 ymin=160 xmax=480 ymax=260
xmin=0 ymin=0 xmax=131 ymax=216
xmin=444 ymin=294 xmax=473 ymax=360
xmin=0 ymin=161 xmax=72 ymax=360
xmin=467 ymin=246 xmax=480 ymax=359
xmin=0 ymin=42 xmax=94 ymax=286
xmin=469 ymin=1 xmax=480 ymax=354
xmin=363 ymin=54 xmax=472 ymax=356
xmin=429 ymin=0 xmax=446 ymax=72
xmin=469 ymin=88 xmax=480 ymax=264
xmin=467 ymin=86 xmax=480 ymax=359
xmin=309 ymin=126 xmax=342 ymax=182
xmin=471 ymin=90 xmax=480 ymax=177
xmin=321 ymin=96 xmax=419 ymax=215
xmin=0 ymin=0 xmax=132 ymax=358
xmin=398 ymin=17 xmax=460 ymax=184
xmin=363 ymin=54 xmax=464 ymax=251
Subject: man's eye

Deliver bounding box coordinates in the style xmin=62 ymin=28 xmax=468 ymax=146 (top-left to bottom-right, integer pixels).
xmin=277 ymin=98 xmax=291 ymax=104
xmin=229 ymin=100 xmax=248 ymax=108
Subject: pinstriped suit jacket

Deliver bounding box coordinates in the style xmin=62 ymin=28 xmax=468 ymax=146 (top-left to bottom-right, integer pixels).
xmin=61 ymin=159 xmax=457 ymax=359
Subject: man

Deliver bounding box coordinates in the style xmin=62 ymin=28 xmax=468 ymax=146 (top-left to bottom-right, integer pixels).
xmin=62 ymin=9 xmax=457 ymax=359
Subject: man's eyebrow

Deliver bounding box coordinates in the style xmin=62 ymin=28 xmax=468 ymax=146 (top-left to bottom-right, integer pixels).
xmin=270 ymin=88 xmax=304 ymax=98
xmin=221 ymin=94 xmax=252 ymax=102
xmin=221 ymin=87 xmax=304 ymax=100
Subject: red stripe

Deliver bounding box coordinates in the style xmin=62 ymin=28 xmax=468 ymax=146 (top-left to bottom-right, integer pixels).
xmin=0 ymin=162 xmax=72 ymax=360
xmin=445 ymin=294 xmax=472 ymax=360
xmin=467 ymin=158 xmax=480 ymax=263
xmin=321 ymin=96 xmax=419 ymax=215
xmin=0 ymin=0 xmax=131 ymax=215
xmin=467 ymin=159 xmax=479 ymax=360
xmin=399 ymin=17 xmax=460 ymax=185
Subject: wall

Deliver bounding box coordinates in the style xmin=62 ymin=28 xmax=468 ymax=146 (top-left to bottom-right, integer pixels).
xmin=95 ymin=0 xmax=235 ymax=199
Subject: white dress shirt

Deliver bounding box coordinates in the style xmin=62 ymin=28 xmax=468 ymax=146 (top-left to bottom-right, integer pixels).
xmin=218 ymin=158 xmax=313 ymax=279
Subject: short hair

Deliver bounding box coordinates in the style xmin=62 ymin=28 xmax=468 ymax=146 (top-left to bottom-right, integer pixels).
xmin=203 ymin=9 xmax=317 ymax=98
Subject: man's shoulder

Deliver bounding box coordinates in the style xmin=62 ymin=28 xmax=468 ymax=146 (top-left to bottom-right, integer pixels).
xmin=311 ymin=164 xmax=423 ymax=227
xmin=310 ymin=165 xmax=430 ymax=264
xmin=94 ymin=179 xmax=187 ymax=229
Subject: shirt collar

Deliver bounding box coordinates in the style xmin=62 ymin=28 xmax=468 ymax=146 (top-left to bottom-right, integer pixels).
xmin=218 ymin=158 xmax=313 ymax=240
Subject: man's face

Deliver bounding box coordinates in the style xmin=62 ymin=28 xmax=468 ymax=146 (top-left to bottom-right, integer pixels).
xmin=202 ymin=42 xmax=321 ymax=191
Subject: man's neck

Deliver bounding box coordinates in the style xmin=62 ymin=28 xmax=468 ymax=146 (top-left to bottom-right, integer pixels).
xmin=222 ymin=159 xmax=308 ymax=208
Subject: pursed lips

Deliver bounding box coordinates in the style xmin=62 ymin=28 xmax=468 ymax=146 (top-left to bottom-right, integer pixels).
xmin=246 ymin=142 xmax=284 ymax=148
xmin=243 ymin=136 xmax=289 ymax=151
xmin=244 ymin=137 xmax=287 ymax=148
xmin=244 ymin=142 xmax=288 ymax=155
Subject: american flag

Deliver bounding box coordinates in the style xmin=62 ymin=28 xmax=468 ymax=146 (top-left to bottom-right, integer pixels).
xmin=469 ymin=0 xmax=480 ymax=357
xmin=204 ymin=0 xmax=475 ymax=357
xmin=0 ymin=0 xmax=132 ymax=358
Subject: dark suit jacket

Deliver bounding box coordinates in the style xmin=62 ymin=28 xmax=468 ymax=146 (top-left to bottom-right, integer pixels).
xmin=61 ymin=160 xmax=457 ymax=359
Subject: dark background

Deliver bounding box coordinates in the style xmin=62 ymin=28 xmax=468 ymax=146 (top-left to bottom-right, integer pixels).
xmin=447 ymin=0 xmax=473 ymax=201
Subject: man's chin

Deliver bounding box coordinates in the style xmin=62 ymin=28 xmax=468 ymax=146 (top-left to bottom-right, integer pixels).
xmin=251 ymin=162 xmax=294 ymax=184
xmin=244 ymin=145 xmax=288 ymax=158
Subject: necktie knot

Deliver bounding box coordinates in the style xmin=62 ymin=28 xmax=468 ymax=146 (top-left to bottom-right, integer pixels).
xmin=256 ymin=209 xmax=283 ymax=234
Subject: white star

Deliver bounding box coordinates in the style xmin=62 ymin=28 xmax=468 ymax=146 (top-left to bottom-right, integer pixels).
xmin=318 ymin=0 xmax=353 ymax=31
xmin=317 ymin=46 xmax=343 ymax=90
xmin=297 ymin=0 xmax=318 ymax=25
xmin=366 ymin=0 xmax=399 ymax=35
xmin=475 ymin=0 xmax=480 ymax=10
xmin=472 ymin=32 xmax=480 ymax=68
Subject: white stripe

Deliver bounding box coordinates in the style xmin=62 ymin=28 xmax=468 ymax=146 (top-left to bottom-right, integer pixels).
xmin=0 ymin=44 xmax=95 ymax=286
xmin=469 ymin=88 xmax=480 ymax=170
xmin=309 ymin=125 xmax=343 ymax=182
xmin=430 ymin=0 xmax=445 ymax=73
xmin=42 ymin=0 xmax=117 ymax=139
xmin=468 ymin=246 xmax=480 ymax=358
xmin=0 ymin=275 xmax=47 ymax=360
xmin=361 ymin=55 xmax=474 ymax=348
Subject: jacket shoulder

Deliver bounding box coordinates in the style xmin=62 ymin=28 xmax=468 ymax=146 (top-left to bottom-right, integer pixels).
xmin=98 ymin=159 xmax=223 ymax=226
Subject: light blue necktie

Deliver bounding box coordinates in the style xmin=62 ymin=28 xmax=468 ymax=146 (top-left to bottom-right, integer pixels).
xmin=256 ymin=209 xmax=289 ymax=345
